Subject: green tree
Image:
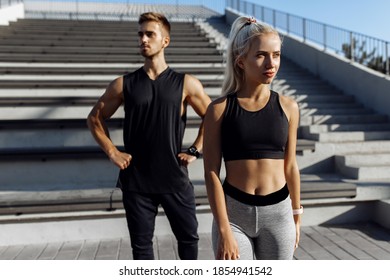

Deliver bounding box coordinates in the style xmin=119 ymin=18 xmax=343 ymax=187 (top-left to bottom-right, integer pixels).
xmin=342 ymin=38 xmax=387 ymax=73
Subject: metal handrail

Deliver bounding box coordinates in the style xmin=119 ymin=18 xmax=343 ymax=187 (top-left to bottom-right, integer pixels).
xmin=226 ymin=0 xmax=390 ymax=76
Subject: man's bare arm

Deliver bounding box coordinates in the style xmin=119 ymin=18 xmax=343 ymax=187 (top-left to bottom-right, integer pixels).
xmin=87 ymin=77 xmax=131 ymax=170
xmin=177 ymin=74 xmax=211 ymax=166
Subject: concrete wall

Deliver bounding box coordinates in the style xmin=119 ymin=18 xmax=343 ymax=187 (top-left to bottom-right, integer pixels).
xmin=0 ymin=3 xmax=24 ymax=25
xmin=225 ymin=8 xmax=390 ymax=119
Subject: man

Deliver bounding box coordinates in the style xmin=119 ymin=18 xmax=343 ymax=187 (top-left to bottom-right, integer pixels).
xmin=87 ymin=12 xmax=211 ymax=260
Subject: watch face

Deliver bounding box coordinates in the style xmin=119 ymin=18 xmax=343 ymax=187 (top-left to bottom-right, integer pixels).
xmin=188 ymin=146 xmax=198 ymax=157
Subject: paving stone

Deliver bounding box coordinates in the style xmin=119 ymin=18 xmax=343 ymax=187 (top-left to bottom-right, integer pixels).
xmin=0 ymin=224 xmax=389 ymax=260
xmin=14 ymin=244 xmax=46 ymax=260
xmin=77 ymin=240 xmax=99 ymax=260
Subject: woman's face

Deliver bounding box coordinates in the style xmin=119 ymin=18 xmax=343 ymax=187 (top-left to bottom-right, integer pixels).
xmin=238 ymin=33 xmax=281 ymax=85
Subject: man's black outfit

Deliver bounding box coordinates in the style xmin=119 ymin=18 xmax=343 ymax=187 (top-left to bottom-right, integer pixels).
xmin=117 ymin=67 xmax=199 ymax=259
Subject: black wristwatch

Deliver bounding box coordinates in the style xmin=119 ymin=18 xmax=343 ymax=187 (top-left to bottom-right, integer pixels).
xmin=186 ymin=145 xmax=200 ymax=158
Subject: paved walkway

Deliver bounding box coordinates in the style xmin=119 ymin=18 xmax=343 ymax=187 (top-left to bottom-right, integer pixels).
xmin=0 ymin=222 xmax=389 ymax=260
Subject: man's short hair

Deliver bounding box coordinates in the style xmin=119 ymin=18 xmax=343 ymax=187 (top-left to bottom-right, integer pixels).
xmin=138 ymin=12 xmax=171 ymax=36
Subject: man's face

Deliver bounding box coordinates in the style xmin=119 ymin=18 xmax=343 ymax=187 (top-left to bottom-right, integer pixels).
xmin=138 ymin=21 xmax=169 ymax=58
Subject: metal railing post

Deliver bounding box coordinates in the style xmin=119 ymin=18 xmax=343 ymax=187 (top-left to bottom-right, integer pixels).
xmin=323 ymin=24 xmax=327 ymax=50
xmin=261 ymin=6 xmax=264 ymax=22
xmin=350 ymin=31 xmax=354 ymax=62
xmin=272 ymin=9 xmax=276 ymax=27
xmin=176 ymin=0 xmax=178 ymax=18
xmin=286 ymin=13 xmax=290 ymax=34
xmin=76 ymin=0 xmax=79 ymax=20
xmin=386 ymin=41 xmax=389 ymax=75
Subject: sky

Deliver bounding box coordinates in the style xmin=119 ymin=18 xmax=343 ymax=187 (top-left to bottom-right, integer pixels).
xmin=23 ymin=0 xmax=390 ymax=42
xmin=242 ymin=0 xmax=390 ymax=42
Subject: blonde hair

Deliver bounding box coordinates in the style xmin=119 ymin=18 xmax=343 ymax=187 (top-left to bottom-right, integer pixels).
xmin=222 ymin=16 xmax=281 ymax=95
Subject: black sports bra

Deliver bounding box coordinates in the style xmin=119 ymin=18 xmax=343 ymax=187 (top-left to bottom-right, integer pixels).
xmin=221 ymin=91 xmax=289 ymax=161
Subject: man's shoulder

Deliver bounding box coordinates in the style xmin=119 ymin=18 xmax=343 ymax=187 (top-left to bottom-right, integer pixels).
xmin=124 ymin=67 xmax=143 ymax=78
xmin=183 ymin=73 xmax=201 ymax=85
xmin=166 ymin=67 xmax=185 ymax=78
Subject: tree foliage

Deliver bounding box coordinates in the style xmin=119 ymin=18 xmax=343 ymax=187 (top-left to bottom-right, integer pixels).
xmin=342 ymin=38 xmax=388 ymax=74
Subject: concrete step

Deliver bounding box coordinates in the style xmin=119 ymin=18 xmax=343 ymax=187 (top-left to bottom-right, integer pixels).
xmin=301 ymin=123 xmax=390 ymax=133
xmin=336 ymin=153 xmax=390 ymax=166
xmin=0 ymin=65 xmax=225 ymax=75
xmin=300 ymin=108 xmax=372 ymax=116
xmin=0 ymin=45 xmax=221 ymax=55
xmin=1 ymin=26 xmax=202 ymax=34
xmin=7 ymin=18 xmax=196 ymax=28
xmin=0 ymin=86 xmax=222 ymax=119
xmin=298 ymin=102 xmax=363 ymax=109
xmin=0 ymin=76 xmax=223 ymax=88
xmin=0 ymin=31 xmax=211 ymax=40
xmin=272 ymin=82 xmax=338 ymax=92
xmin=0 ymin=157 xmax=118 ymax=190
xmin=0 ymin=53 xmax=224 ymax=63
xmin=0 ymin=73 xmax=224 ymax=81
xmin=0 ymin=135 xmax=314 ymax=155
xmin=1 ymin=27 xmax=207 ymax=34
xmin=335 ymin=150 xmax=390 ymax=180
xmin=292 ymin=94 xmax=355 ymax=103
xmin=0 ymin=105 xmax=123 ymax=120
xmin=304 ymin=131 xmax=390 ymax=142
xmin=0 ymin=39 xmax=218 ymax=48
xmin=0 ymin=104 xmax=209 ymax=120
xmin=300 ymin=114 xmax=388 ymax=126
xmin=333 ymin=141 xmax=390 ymax=154
xmin=0 ymin=125 xmax=199 ymax=149
xmin=0 ymin=87 xmax=223 ymax=98
xmin=335 ymin=161 xmax=390 ymax=180
xmin=1 ymin=27 xmax=204 ymax=35
xmin=3 ymin=23 xmax=202 ymax=32
xmin=272 ymin=78 xmax=329 ymax=86
xmin=0 ymin=88 xmax=106 ymax=97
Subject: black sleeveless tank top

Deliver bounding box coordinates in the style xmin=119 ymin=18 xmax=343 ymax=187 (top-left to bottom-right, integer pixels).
xmin=116 ymin=67 xmax=190 ymax=193
xmin=221 ymin=91 xmax=288 ymax=161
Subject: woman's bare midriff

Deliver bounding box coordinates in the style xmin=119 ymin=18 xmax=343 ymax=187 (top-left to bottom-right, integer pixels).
xmin=224 ymin=159 xmax=286 ymax=195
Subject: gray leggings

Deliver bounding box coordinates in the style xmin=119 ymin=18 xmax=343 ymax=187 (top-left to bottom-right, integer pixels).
xmin=212 ymin=184 xmax=296 ymax=260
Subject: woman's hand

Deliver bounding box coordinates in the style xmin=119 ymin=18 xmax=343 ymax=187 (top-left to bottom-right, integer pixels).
xmin=217 ymin=231 xmax=240 ymax=260
xmin=294 ymin=215 xmax=301 ymax=250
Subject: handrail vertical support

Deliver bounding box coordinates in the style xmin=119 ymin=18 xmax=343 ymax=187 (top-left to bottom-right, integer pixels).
xmin=261 ymin=6 xmax=264 ymax=22
xmin=287 ymin=13 xmax=290 ymax=35
xmin=272 ymin=9 xmax=276 ymax=27
xmin=386 ymin=42 xmax=389 ymax=75
xmin=350 ymin=32 xmax=354 ymax=62
xmin=323 ymin=24 xmax=327 ymax=51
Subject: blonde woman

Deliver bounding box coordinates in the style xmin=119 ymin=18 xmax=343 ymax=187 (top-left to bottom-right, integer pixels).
xmin=203 ymin=16 xmax=302 ymax=260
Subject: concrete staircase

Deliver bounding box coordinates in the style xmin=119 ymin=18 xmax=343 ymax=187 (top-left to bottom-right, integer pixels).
xmin=0 ymin=17 xmax=389 ymax=227
xmin=0 ymin=18 xmax=224 ymax=193
xmin=0 ymin=18 xmax=315 ymax=188
xmin=270 ymin=59 xmax=390 ymax=180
